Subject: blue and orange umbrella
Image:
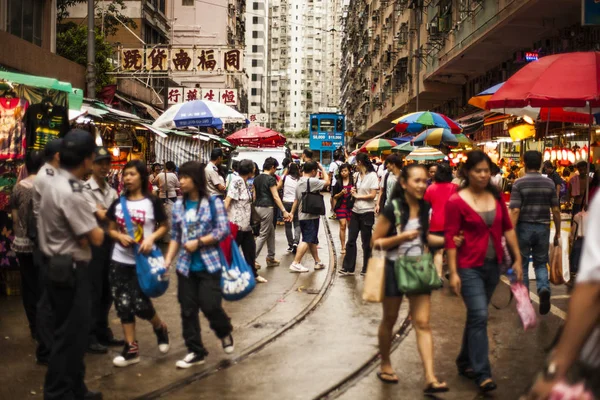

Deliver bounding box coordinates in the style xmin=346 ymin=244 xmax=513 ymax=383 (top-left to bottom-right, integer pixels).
xmin=411 ymin=128 xmax=458 ymax=147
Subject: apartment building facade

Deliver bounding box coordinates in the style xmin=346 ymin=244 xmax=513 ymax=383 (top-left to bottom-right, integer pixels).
xmin=245 ymin=0 xmax=268 ymax=115
xmin=0 ymin=0 xmax=86 ymax=88
xmin=268 ymin=0 xmax=343 ymax=133
xmin=341 ymin=0 xmax=598 ymax=141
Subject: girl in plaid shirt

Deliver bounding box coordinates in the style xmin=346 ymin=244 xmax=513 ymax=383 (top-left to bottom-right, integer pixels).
xmin=164 ymin=161 xmax=234 ymax=369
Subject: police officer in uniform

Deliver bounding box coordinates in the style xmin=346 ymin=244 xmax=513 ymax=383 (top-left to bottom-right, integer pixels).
xmin=32 ymin=139 xmax=62 ymax=365
xmin=39 ymin=130 xmax=104 ymax=400
xmin=84 ymin=147 xmax=123 ymax=353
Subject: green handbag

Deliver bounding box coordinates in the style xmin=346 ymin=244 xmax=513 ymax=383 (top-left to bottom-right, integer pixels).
xmin=392 ymin=200 xmax=442 ymax=294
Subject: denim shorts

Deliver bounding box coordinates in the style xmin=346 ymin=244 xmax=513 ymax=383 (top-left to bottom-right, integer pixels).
xmin=299 ymin=218 xmax=320 ymax=244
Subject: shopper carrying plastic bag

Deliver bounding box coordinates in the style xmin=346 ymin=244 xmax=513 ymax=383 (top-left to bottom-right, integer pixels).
xmin=164 ymin=161 xmax=234 ymax=369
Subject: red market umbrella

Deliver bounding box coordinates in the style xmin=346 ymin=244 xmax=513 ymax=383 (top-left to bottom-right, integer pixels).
xmin=227 ymin=126 xmax=286 ymax=148
xmin=486 ymin=52 xmax=600 ymax=109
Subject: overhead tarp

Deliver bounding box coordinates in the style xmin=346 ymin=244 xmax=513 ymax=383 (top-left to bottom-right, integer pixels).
xmin=0 ymin=70 xmax=82 ymax=110
xmin=154 ymin=133 xmax=214 ymax=166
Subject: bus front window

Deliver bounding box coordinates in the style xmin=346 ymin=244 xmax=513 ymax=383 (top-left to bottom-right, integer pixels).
xmin=320 ymin=118 xmax=335 ymax=133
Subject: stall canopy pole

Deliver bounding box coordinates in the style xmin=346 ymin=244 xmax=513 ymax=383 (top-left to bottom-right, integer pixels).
xmin=587 ymin=104 xmax=592 ymax=207
xmin=87 ymin=0 xmax=96 ymax=98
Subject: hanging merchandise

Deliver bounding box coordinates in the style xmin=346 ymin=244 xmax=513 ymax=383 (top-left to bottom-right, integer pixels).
xmin=24 ymin=99 xmax=70 ymax=152
xmin=0 ymin=94 xmax=28 ymax=160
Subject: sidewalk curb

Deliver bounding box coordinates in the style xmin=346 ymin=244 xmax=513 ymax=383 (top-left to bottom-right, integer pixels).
xmin=134 ymin=216 xmax=338 ymax=400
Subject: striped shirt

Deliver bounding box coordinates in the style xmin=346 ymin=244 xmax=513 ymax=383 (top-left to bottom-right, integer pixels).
xmin=509 ymin=173 xmax=559 ymax=224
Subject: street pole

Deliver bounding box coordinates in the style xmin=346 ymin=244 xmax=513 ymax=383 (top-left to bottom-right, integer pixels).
xmin=415 ymin=6 xmax=421 ymax=112
xmin=87 ymin=0 xmax=96 ymax=98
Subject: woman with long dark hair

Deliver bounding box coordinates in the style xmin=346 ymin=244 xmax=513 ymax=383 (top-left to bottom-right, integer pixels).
xmin=371 ymin=164 xmax=448 ymax=393
xmin=445 ymin=150 xmax=522 ymax=392
xmin=332 ymin=163 xmax=354 ymax=254
xmin=340 ymin=153 xmax=379 ymax=276
xmin=424 ymin=162 xmax=457 ymax=278
xmin=106 ymin=160 xmax=170 ymax=367
xmin=164 ymin=161 xmax=234 ymax=369
xmin=278 ymin=162 xmax=302 ymax=252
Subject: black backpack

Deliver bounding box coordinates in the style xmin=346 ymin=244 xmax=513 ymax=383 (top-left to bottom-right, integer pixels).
xmin=301 ymin=179 xmax=326 ymax=215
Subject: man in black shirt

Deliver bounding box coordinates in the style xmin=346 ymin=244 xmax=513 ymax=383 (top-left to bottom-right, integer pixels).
xmin=253 ymin=157 xmax=291 ymax=268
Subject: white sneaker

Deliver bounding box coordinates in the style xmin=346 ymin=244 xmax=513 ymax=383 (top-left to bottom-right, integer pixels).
xmin=113 ymin=342 xmax=140 ymax=368
xmin=175 ymin=352 xmax=205 ymax=369
xmin=222 ymin=335 xmax=234 ymax=354
xmin=314 ymin=262 xmax=326 ymax=270
xmin=289 ymin=263 xmax=309 ymax=273
xmin=256 ymin=275 xmax=268 ymax=283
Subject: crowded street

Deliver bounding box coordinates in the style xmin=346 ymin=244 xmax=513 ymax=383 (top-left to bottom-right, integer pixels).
xmin=0 ymin=198 xmax=570 ymax=399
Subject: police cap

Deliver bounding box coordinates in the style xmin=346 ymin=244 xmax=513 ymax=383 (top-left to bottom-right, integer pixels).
xmin=44 ymin=139 xmax=63 ymax=160
xmin=94 ymin=146 xmax=111 ymax=162
xmin=60 ymin=129 xmax=96 ymax=168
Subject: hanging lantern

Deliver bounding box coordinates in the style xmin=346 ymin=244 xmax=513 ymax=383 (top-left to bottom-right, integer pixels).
xmin=544 ymin=149 xmax=551 ymax=161
xmin=582 ymin=146 xmax=588 ymax=162
xmin=551 ymin=149 xmax=557 ymax=161
xmin=561 ymin=149 xmax=568 ymax=161
xmin=557 ymin=148 xmax=563 ymax=161
xmin=568 ymin=150 xmax=576 ymax=164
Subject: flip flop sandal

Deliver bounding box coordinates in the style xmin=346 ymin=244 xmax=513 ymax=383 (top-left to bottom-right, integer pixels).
xmin=424 ymin=382 xmax=450 ymax=394
xmin=377 ymin=371 xmax=399 ymax=384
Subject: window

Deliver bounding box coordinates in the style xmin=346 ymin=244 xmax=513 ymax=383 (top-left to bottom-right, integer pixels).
xmin=320 ymin=118 xmax=335 ymax=132
xmin=252 ymin=59 xmax=264 ymax=67
xmin=336 ymin=119 xmax=344 ymax=132
xmin=253 ymin=16 xmax=259 ymax=24
xmin=182 ymin=0 xmax=193 ymax=5
xmin=251 ymin=102 xmax=259 ymax=106
xmin=251 ymin=74 xmax=259 ymax=81
xmin=252 ymin=31 xmax=259 ymax=38
xmin=311 ymin=118 xmax=318 ymax=130
xmin=253 ymin=2 xmax=259 ymax=9
xmin=8 ymin=0 xmax=43 ymax=46
xmin=251 ymin=88 xmax=258 ymax=96
xmin=252 ymin=45 xmax=258 ymax=53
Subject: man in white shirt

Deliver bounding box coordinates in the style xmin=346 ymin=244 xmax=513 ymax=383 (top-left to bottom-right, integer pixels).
xmin=205 ymin=148 xmax=226 ymax=198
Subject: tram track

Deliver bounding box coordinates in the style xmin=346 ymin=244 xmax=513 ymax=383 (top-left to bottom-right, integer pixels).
xmin=134 ymin=215 xmax=339 ymax=400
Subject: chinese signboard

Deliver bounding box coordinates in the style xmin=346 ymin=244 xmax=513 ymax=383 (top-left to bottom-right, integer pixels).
xmin=168 ymin=88 xmax=239 ymax=106
xmin=247 ymin=113 xmax=268 ymax=125
xmin=121 ymin=47 xmax=243 ymax=73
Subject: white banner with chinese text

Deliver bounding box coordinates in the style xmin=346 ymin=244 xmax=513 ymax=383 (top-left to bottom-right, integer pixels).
xmin=167 ymin=88 xmax=239 ymax=106
xmin=121 ymin=47 xmax=243 ymax=73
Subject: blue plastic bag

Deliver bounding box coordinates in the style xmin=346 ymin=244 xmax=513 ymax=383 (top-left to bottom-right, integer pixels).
xmin=207 ymin=196 xmax=255 ymax=301
xmin=120 ymin=196 xmax=169 ymax=298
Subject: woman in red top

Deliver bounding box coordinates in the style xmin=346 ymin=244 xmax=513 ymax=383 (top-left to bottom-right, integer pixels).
xmin=424 ymin=162 xmax=457 ymax=278
xmin=445 ymin=150 xmax=522 ymax=393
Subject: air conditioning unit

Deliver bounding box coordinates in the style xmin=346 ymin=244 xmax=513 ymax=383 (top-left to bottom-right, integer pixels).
xmin=427 ymin=21 xmax=439 ymax=36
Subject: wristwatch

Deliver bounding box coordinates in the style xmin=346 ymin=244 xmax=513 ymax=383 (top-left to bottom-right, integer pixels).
xmin=542 ymin=360 xmax=559 ymax=381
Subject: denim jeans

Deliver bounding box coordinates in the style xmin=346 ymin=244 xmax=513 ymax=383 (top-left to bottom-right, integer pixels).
xmin=283 ymin=201 xmax=300 ymax=247
xmin=516 ymin=222 xmax=550 ymax=294
xmin=456 ymin=261 xmax=500 ymax=385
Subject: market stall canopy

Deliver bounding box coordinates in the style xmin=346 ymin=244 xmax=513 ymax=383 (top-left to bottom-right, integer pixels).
xmin=411 ymin=128 xmax=458 ymax=147
xmin=469 ymin=81 xmax=593 ymax=124
xmin=227 ymin=126 xmax=286 ymax=148
xmin=405 ymin=146 xmax=445 ymax=161
xmin=153 ymin=100 xmax=246 ymax=129
xmin=454 ymin=133 xmax=473 ymax=148
xmin=486 ymin=52 xmax=600 ymax=109
xmin=392 ymin=111 xmax=462 ymax=134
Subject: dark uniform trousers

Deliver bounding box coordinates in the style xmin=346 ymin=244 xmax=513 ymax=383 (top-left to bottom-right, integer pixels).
xmin=35 ymin=249 xmax=54 ymax=362
xmin=44 ymin=262 xmax=91 ymax=400
xmin=88 ymin=235 xmax=114 ymax=342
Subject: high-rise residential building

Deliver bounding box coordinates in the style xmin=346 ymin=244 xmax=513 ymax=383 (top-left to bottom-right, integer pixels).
xmin=245 ymin=0 xmax=268 ymax=115
xmin=340 ymin=0 xmax=592 ymax=143
xmin=268 ymin=0 xmax=343 ymax=133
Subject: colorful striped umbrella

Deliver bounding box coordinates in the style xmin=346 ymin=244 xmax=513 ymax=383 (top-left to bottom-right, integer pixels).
xmin=392 ymin=111 xmax=462 ymax=134
xmin=405 ymin=146 xmax=445 ymax=161
xmin=411 ymin=128 xmax=458 ymax=146
xmin=455 ymin=134 xmax=473 ymax=148
xmin=361 ymin=138 xmax=397 ymax=153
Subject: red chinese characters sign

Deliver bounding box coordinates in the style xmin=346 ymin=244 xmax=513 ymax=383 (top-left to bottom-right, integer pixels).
xmin=168 ymin=88 xmax=238 ymax=106
xmin=121 ymin=47 xmax=243 ymax=73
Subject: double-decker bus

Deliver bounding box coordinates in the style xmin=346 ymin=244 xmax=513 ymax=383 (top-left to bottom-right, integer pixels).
xmin=308 ymin=112 xmax=345 ymax=164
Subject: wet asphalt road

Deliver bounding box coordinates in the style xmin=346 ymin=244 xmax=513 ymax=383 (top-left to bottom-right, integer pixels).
xmin=0 ymin=196 xmax=568 ymax=399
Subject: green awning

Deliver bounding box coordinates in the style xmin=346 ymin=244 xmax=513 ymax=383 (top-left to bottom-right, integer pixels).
xmin=69 ymin=88 xmax=83 ymax=111
xmin=0 ymin=70 xmax=72 ymax=93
